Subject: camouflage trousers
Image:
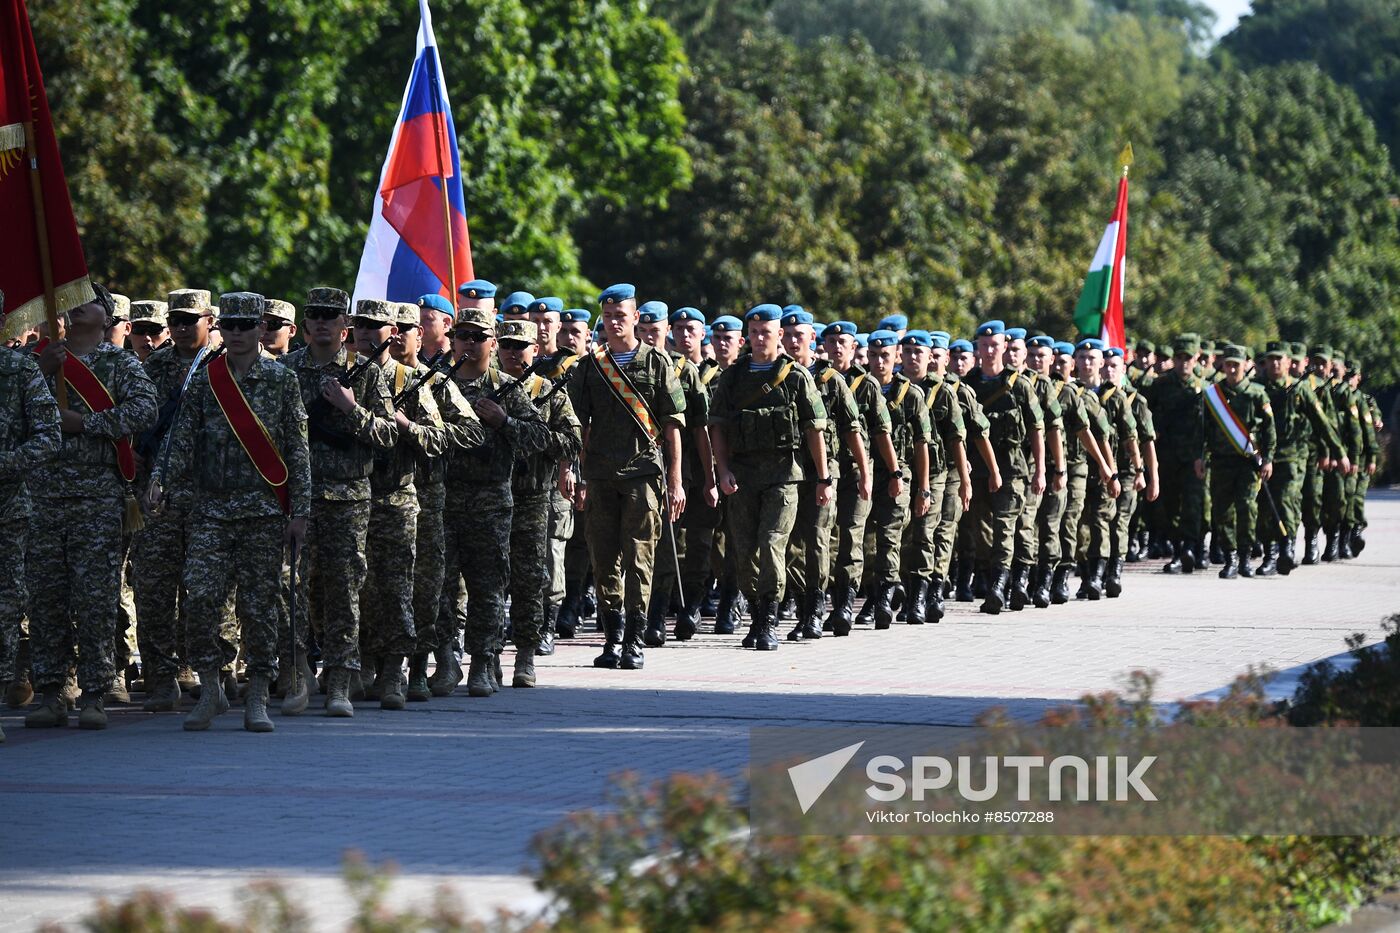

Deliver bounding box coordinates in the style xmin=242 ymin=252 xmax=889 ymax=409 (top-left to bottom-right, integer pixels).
xmin=652 ymin=481 xmax=718 ymax=614
xmin=1350 ymin=472 xmax=1371 ymax=528
xmin=1301 ymin=455 xmax=1327 ymax=533
xmin=787 ymin=480 xmax=836 ymax=595
xmin=0 ymin=516 xmax=26 ymax=684
xmin=509 ymin=490 xmax=550 ymax=653
xmin=1321 ymin=468 xmax=1349 ymax=534
xmin=563 ymin=504 xmax=590 ymax=593
xmin=710 ymin=498 xmax=739 ymax=593
xmin=440 ymin=482 xmax=512 ymax=658
xmin=1210 ymin=460 xmax=1260 ymax=552
xmin=901 ymin=472 xmax=946 ymax=579
xmin=831 ymin=469 xmax=873 ymax=590
xmin=307 ymin=497 xmax=371 ymax=672
xmin=184 ymin=514 xmax=283 ymax=679
xmin=585 ymin=476 xmax=662 ymax=618
xmin=971 ymin=475 xmax=1025 ymax=572
xmin=726 ymin=479 xmax=799 ymax=605
xmin=1258 ymin=458 xmax=1304 ymax=542
xmin=866 ymin=477 xmax=910 ymax=585
xmin=1155 ymin=458 xmax=1204 ymax=542
xmin=1077 ymin=473 xmax=1116 ymax=561
xmin=412 ymin=482 xmax=446 ymax=655
xmin=1110 ymin=479 xmax=1137 ymax=560
xmin=131 ymin=501 xmax=191 ymax=680
xmin=547 ymin=489 xmax=573 ymax=606
xmin=1057 ymin=468 xmax=1088 ymax=569
xmin=1012 ymin=486 xmax=1044 ymax=566
xmin=28 ymin=496 xmax=122 ymax=694
xmin=361 ymin=491 xmax=419 ymax=659
xmin=1037 ymin=482 xmax=1068 ymax=567
xmin=929 ymin=468 xmax=964 ymax=578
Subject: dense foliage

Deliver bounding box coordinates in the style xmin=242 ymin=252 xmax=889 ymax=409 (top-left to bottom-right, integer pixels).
xmin=28 ymin=0 xmax=1400 ymax=382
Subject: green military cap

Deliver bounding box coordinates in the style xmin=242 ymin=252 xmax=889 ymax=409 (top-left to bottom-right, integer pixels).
xmin=1333 ymin=350 xmax=1347 ymax=365
xmin=1171 ymin=334 xmax=1201 ymax=356
xmin=393 ymin=302 xmax=419 ymax=328
xmin=219 ymin=291 xmax=266 ymax=320
xmin=1289 ymin=341 xmax=1307 ymax=361
xmin=263 ymin=299 xmax=296 ymax=325
xmin=1264 ymin=340 xmax=1289 ymax=358
xmin=109 ymin=293 xmax=131 ymax=321
xmin=352 ymin=298 xmax=396 ymax=324
xmin=130 ymin=300 xmax=168 ymax=326
xmin=454 ymin=307 xmax=495 ymax=334
xmin=1309 ymin=343 xmax=1332 ymax=360
xmin=168 ymin=288 xmax=212 ymax=312
xmin=1133 ymin=338 xmax=1155 ymax=353
xmin=305 ymin=286 xmax=350 ymax=313
xmin=1200 ymin=339 xmax=1217 ymax=354
xmin=497 ymin=319 xmax=537 ymax=344
xmin=1219 ymin=344 xmax=1247 ymax=362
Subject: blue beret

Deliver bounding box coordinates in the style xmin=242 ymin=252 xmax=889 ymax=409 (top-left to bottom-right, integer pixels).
xmin=530 ymin=296 xmax=565 ymax=315
xmin=900 ymin=330 xmax=932 ymax=347
xmin=638 ymin=300 xmax=669 ymax=323
xmin=782 ymin=304 xmax=806 ymax=316
xmin=782 ymin=309 xmax=814 ymax=326
xmin=868 ymin=329 xmax=899 ymax=348
xmin=976 ymin=319 xmax=1006 ymax=337
xmin=501 ymin=291 xmax=535 ymax=313
xmin=1053 ymin=341 xmax=1076 ymax=355
xmin=560 ymin=308 xmax=591 ymax=323
xmin=417 ymin=294 xmax=455 ymax=317
xmin=929 ymin=332 xmax=950 ymax=350
xmin=598 ymin=283 xmax=636 ymax=305
xmin=458 ymin=279 xmax=497 ymax=299
xmin=1076 ymin=337 xmax=1106 ymax=352
xmin=1105 ymin=346 xmax=1125 ymax=359
xmin=1005 ymin=327 xmax=1027 ymax=341
xmin=823 ymin=320 xmax=857 ymax=338
xmin=495 ymin=313 xmax=505 ymax=323
xmin=670 ymin=307 xmax=705 ymax=324
xmin=855 ymin=333 xmax=869 ymax=348
xmin=930 ymin=330 xmax=950 ymax=342
xmin=878 ymin=314 xmax=908 ymax=331
xmin=949 ymin=339 xmax=974 ymax=352
xmin=1027 ymin=335 xmax=1055 ymax=349
xmin=711 ymin=315 xmax=743 ymax=333
xmin=703 ymin=326 xmax=712 ymax=345
xmin=744 ymin=303 xmax=783 ymax=322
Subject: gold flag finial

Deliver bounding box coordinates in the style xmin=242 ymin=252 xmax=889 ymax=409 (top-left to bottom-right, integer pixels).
xmin=1118 ymin=143 xmax=1134 ymax=176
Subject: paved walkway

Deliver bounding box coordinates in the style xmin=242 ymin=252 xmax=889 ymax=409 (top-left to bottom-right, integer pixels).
xmin=3 ymin=492 xmax=1398 ymax=931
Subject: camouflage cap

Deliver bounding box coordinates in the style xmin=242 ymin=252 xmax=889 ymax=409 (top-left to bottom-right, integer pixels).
xmin=454 ymin=307 xmax=495 ymax=334
xmin=91 ymin=282 xmax=117 ymax=320
xmin=109 ymin=293 xmax=132 ymax=321
xmin=353 ymin=298 xmax=396 ymax=324
xmin=1333 ymin=350 xmax=1347 ymax=365
xmin=1309 ymin=343 xmax=1333 ymax=361
xmin=1133 ymin=338 xmax=1155 ymax=353
xmin=394 ymin=302 xmax=420 ymax=327
xmin=130 ymin=300 xmax=169 ymax=325
xmin=263 ymin=299 xmax=296 ymax=325
xmin=1264 ymin=340 xmax=1289 ymax=358
xmin=219 ymin=291 xmax=267 ymax=320
xmin=497 ymin=319 xmax=538 ymax=344
xmin=168 ymin=289 xmax=213 ymax=312
xmin=1289 ymin=341 xmax=1308 ymax=361
xmin=1170 ymin=334 xmax=1201 ymax=356
xmin=1219 ymin=344 xmax=1247 ymax=363
xmin=305 ymin=286 xmax=350 ymax=313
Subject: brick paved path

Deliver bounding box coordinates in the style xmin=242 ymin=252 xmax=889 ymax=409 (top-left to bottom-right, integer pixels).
xmin=3 ymin=492 xmax=1397 ymax=930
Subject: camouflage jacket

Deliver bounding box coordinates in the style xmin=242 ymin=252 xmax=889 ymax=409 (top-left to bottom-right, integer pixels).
xmin=918 ymin=375 xmax=967 ymax=477
xmin=445 ymin=369 xmax=552 ymax=490
xmin=159 ymin=356 xmax=312 ymax=520
xmin=839 ymin=364 xmax=892 ymax=476
xmin=415 ymin=366 xmax=486 ymax=489
xmin=966 ymin=368 xmax=1043 ymax=480
xmin=512 ymin=372 xmax=583 ymax=497
xmin=40 ymin=343 xmax=157 ymax=500
xmin=708 ymin=354 xmax=827 ymax=486
xmin=1326 ymin=378 xmax=1365 ymax=461
xmin=1096 ymin=382 xmax=1139 ymax=476
xmin=1203 ymin=377 xmax=1275 ymax=464
xmin=0 ymin=347 xmax=61 ymax=514
xmin=809 ymin=359 xmax=861 ymax=480
xmin=1145 ymin=368 xmax=1205 ymax=464
xmin=569 ymin=343 xmax=686 ymax=482
xmin=1050 ymin=374 xmax=1092 ymax=468
xmin=1069 ymin=379 xmax=1113 ymax=472
xmin=370 ymin=358 xmax=446 ymax=499
xmin=1264 ymin=375 xmax=1343 ymax=463
xmin=281 ymin=345 xmax=398 ymax=501
xmin=1023 ymin=370 xmax=1062 ymax=459
xmin=139 ymin=342 xmax=213 ymax=503
xmin=1127 ymin=384 xmax=1155 ymax=446
xmin=669 ymin=351 xmax=711 ymax=487
xmin=875 ymin=373 xmax=930 ymax=479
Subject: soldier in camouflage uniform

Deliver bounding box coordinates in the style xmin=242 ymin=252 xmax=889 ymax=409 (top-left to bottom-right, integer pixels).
xmin=1071 ymin=340 xmax=1131 ymax=600
xmin=0 ymin=291 xmax=62 ymax=740
xmin=708 ymin=304 xmax=828 ymax=650
xmin=1006 ymin=328 xmax=1063 ymax=611
xmin=28 ymin=284 xmax=157 ymax=729
xmin=1345 ymin=363 xmax=1380 ymax=555
xmin=1299 ymin=344 xmax=1346 ymax=564
xmin=357 ymin=300 xmax=446 ymax=709
xmin=498 ymin=319 xmax=581 ymax=685
xmin=1049 ymin=341 xmax=1115 ymax=603
xmin=1103 ymin=348 xmax=1153 ymax=597
xmin=569 ymin=284 xmax=687 ymax=670
xmin=554 ymin=307 xmax=595 ymax=641
xmin=1146 ymin=334 xmax=1207 ymax=573
xmin=1322 ymin=352 xmax=1364 ymax=561
xmin=1028 ymin=338 xmax=1084 ymax=606
xmin=128 ymin=300 xmax=170 ymax=363
xmin=260 ymin=300 xmax=297 ymax=358
xmin=920 ymin=332 xmax=981 ymax=621
xmin=940 ymin=338 xmax=996 ymax=605
xmin=705 ymin=314 xmax=747 ymax=634
xmin=438 ymin=308 xmax=552 ymax=695
xmin=150 ymin=292 xmax=311 ymax=732
xmin=283 ymin=287 xmax=399 ymax=716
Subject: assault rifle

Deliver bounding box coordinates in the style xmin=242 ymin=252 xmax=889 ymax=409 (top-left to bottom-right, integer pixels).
xmin=307 ymin=336 xmax=394 ymax=450
xmin=391 ymin=350 xmax=448 ymax=405
xmin=136 ymin=344 xmax=225 ymax=462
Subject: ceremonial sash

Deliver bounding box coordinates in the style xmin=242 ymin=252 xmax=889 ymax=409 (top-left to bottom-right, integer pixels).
xmin=208 ymin=355 xmax=291 ymax=515
xmin=36 ymin=340 xmax=137 ymax=483
xmin=1203 ymin=382 xmax=1256 ymax=458
xmin=593 ymin=347 xmax=659 ymax=444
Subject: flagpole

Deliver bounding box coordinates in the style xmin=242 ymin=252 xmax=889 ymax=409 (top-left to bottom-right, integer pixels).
xmin=23 ymin=119 xmax=67 ymax=408
xmin=424 ymin=47 xmax=458 ymax=304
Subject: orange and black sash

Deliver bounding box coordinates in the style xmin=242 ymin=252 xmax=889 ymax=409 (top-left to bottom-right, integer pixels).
xmin=36 ymin=340 xmax=136 ymax=482
xmin=593 ymin=346 xmax=659 ymax=445
xmin=207 ymin=355 xmax=291 ymax=515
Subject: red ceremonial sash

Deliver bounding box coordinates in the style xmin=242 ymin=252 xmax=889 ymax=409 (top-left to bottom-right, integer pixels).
xmin=207 ymin=355 xmax=291 ymax=515
xmin=35 ymin=339 xmax=136 ymax=483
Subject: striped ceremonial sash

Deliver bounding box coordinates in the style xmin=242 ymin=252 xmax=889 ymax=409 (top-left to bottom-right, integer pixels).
xmin=1203 ymin=382 xmax=1256 ymax=458
xmin=37 ymin=340 xmax=137 ymax=483
xmin=208 ymin=355 xmax=291 ymax=515
xmin=594 ymin=346 xmax=659 ymax=444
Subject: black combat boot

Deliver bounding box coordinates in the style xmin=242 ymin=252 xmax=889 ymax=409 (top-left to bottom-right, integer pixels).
xmin=872 ymin=583 xmax=897 ymax=630
xmin=1126 ymin=533 xmax=1141 ymax=563
xmin=980 ymin=568 xmax=1009 ymax=615
xmin=1180 ymin=539 xmax=1197 ymax=574
xmin=1008 ymin=563 xmax=1032 ymax=612
xmin=1050 ymin=564 xmax=1072 ymax=604
xmin=1103 ymin=558 xmax=1124 ymax=598
xmin=972 ymin=565 xmax=989 ymax=599
xmin=701 ymin=581 xmax=719 ymax=618
xmin=1302 ymin=529 xmax=1320 ymax=565
xmin=1238 ymin=548 xmax=1255 ymax=578
xmin=1075 ymin=561 xmax=1091 ymax=600
xmin=1031 ymin=562 xmax=1052 ymax=609
xmin=1323 ymin=531 xmax=1339 ymax=562
xmin=1162 ymin=539 xmax=1183 ymax=574
xmin=741 ymin=599 xmax=762 ymax=649
xmin=827 ymin=584 xmax=856 ymax=637
xmin=754 ymin=600 xmax=780 ymax=651
xmin=555 ymin=584 xmax=581 ymax=639
xmin=620 ymin=615 xmax=646 ymax=670
xmin=1218 ymin=550 xmax=1239 ymax=579
xmin=792 ymin=590 xmax=823 ymax=640
xmin=580 ymin=582 xmax=598 ymax=622
xmin=954 ymin=560 xmax=975 ymax=602
xmin=1082 ymin=558 xmax=1104 ymax=600
xmin=906 ymin=578 xmax=929 ymax=625
xmin=1201 ymin=538 xmax=1216 ymax=569
xmin=673 ymin=592 xmax=702 ymax=641
xmin=1278 ymin=538 xmax=1296 ymax=575
xmin=925 ymin=575 xmax=946 ymax=623
xmin=856 ymin=589 xmax=877 ymax=627
xmin=1338 ymin=524 xmax=1354 ymax=559
xmin=779 ymin=595 xmax=798 ymax=621
xmin=1257 ymin=543 xmax=1278 ymax=576
xmin=1350 ymin=524 xmax=1367 ymax=556
xmin=643 ymin=599 xmax=668 ymax=648
xmin=714 ymin=585 xmax=740 ymax=635
xmin=593 ymin=610 xmax=624 ymax=669
xmin=1250 ymin=540 xmax=1263 ymax=559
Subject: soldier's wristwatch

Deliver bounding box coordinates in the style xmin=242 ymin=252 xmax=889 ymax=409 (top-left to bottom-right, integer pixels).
xmin=816 ymin=476 xmax=834 ymax=486
xmin=919 ymin=488 xmax=933 ymax=499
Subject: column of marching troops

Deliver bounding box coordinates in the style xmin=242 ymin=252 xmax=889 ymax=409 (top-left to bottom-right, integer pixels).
xmin=0 ymin=277 xmax=1385 ymax=739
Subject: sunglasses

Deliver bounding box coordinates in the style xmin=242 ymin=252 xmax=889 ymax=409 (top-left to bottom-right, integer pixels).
xmin=219 ymin=318 xmax=260 ymax=332
xmin=131 ymin=323 xmax=165 ymax=337
xmin=168 ymin=312 xmax=208 ymax=327
xmin=263 ymin=319 xmax=289 ymax=331
xmin=304 ymin=307 xmax=344 ymax=321
xmin=351 ymin=317 xmax=391 ymax=330
xmin=453 ymin=330 xmax=491 ymax=343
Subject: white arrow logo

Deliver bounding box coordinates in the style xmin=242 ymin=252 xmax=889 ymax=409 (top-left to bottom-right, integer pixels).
xmin=787 ymin=741 xmax=865 ymax=814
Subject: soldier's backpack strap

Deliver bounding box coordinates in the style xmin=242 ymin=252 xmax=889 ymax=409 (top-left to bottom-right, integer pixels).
xmin=849 ymin=373 xmax=867 ymax=394
xmin=981 ymin=370 xmax=1019 ymax=408
xmin=393 ymin=363 xmax=408 ymax=398
xmin=891 ymin=379 xmax=911 ymax=407
xmin=674 ymin=357 xmax=687 ymax=380
xmin=737 ymin=358 xmax=796 ymax=410
xmin=820 ymin=368 xmax=840 ymax=385
xmin=701 ymin=365 xmax=722 ymax=386
xmin=926 ymin=380 xmax=946 ymax=411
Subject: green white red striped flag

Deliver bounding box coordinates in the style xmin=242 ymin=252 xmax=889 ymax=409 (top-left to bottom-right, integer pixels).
xmin=1072 ymin=145 xmax=1132 ymax=349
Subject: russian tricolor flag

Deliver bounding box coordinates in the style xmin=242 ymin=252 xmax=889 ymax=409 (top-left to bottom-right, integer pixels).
xmin=353 ymin=0 xmax=473 ymax=307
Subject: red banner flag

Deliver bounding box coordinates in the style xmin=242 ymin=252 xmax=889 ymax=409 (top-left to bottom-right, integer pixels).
xmin=0 ymin=0 xmax=93 ymax=341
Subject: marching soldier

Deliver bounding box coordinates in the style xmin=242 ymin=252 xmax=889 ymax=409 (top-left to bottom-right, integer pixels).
xmin=922 ymin=333 xmax=982 ymax=621
xmin=1103 ymin=347 xmax=1152 ymax=596
xmin=1146 ymin=335 xmax=1207 ymax=573
xmin=1322 ymin=352 xmax=1364 ymax=561
xmin=260 ymin=300 xmax=297 ymax=358
xmin=1007 ymin=328 xmax=1063 ymax=610
xmin=555 ymin=307 xmax=594 ymax=640
xmin=128 ymin=300 xmax=169 ymax=362
xmin=149 ymin=292 xmax=311 ymax=732
xmin=1072 ymin=340 xmax=1130 ymax=600
xmin=1300 ymin=344 xmax=1346 ymax=564
xmin=706 ymin=314 xmax=747 ymax=634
